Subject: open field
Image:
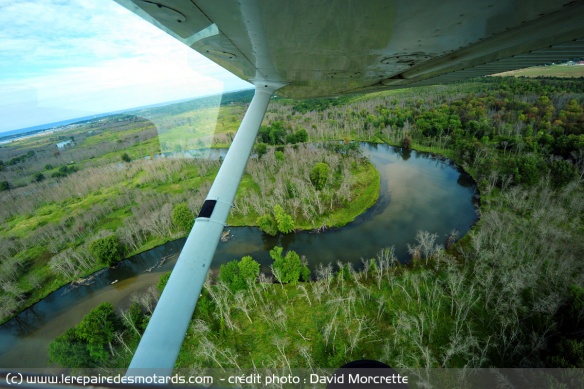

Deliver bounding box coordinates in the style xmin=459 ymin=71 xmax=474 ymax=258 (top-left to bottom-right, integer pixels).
xmin=495 ymin=64 xmax=584 ymax=78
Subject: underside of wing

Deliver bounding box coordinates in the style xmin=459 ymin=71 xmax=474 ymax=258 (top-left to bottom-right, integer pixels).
xmin=114 ymin=0 xmax=584 ymax=98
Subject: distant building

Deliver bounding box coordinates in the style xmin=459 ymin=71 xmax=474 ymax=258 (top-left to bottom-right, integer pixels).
xmin=56 ymin=140 xmax=73 ymax=149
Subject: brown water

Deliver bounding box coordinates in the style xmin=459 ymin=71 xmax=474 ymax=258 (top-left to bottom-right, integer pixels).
xmin=0 ymin=143 xmax=478 ymax=368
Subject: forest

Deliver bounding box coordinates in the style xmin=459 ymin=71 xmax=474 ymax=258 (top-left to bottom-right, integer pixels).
xmin=1 ymin=75 xmax=584 ymax=373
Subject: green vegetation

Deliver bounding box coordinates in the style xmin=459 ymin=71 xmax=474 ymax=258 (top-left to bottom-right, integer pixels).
xmin=269 ymin=246 xmax=310 ymax=285
xmin=33 ymin=172 xmax=45 ymax=182
xmin=256 ymin=213 xmax=278 ymax=236
xmin=0 ymin=91 xmax=378 ymax=324
xmin=495 ymin=63 xmax=584 ymax=78
xmin=49 ymin=302 xmax=121 ymax=367
xmin=232 ymin=144 xmax=379 ymax=232
xmin=310 ymin=162 xmax=331 ymax=190
xmin=256 ymin=205 xmax=295 ymax=235
xmin=89 ymin=235 xmax=123 ymax=267
xmin=273 ymin=205 xmax=295 ymax=234
xmin=50 ymin=165 xmax=78 ymax=178
xmin=171 ymin=203 xmax=194 ymax=232
xmin=218 ymin=255 xmax=261 ymax=292
xmin=7 ymin=77 xmax=584 ymax=370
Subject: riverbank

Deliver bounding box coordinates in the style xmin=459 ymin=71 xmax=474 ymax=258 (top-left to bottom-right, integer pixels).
xmin=0 ymin=144 xmax=381 ymax=325
xmin=1 ymin=141 xmax=480 ymax=368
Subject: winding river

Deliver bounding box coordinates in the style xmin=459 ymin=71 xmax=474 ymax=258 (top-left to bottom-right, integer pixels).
xmin=0 ymin=143 xmax=478 ymax=368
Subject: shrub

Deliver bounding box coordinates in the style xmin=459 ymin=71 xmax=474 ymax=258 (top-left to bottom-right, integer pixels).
xmin=34 ymin=172 xmax=45 ymax=182
xmin=89 ymin=235 xmax=122 ymax=267
xmin=255 ymin=143 xmax=267 ymax=158
xmin=550 ymin=159 xmax=576 ymax=188
xmin=219 ymin=255 xmax=260 ymax=292
xmin=273 ymin=205 xmax=294 ymax=234
xmin=257 ymin=213 xmax=278 ymax=236
xmin=310 ymin=162 xmax=331 ymax=190
xmin=270 ymin=246 xmax=310 ymax=285
xmin=172 ymin=203 xmax=194 ymax=232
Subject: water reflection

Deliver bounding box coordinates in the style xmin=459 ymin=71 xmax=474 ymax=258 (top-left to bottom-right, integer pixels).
xmin=398 ymin=148 xmax=412 ymax=161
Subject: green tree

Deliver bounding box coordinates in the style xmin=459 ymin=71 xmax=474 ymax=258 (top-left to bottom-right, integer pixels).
xmin=270 ymin=246 xmax=310 ymax=285
xmin=547 ymin=338 xmax=584 ymax=367
xmin=258 ymin=121 xmax=286 ymax=145
xmin=219 ymin=255 xmax=260 ymax=292
xmin=550 ymin=159 xmax=576 ymax=188
xmin=126 ymin=301 xmax=146 ymax=335
xmin=172 ymin=203 xmax=194 ymax=232
xmin=255 ymin=143 xmax=268 ymax=158
xmin=34 ymin=172 xmax=45 ymax=182
xmin=0 ymin=181 xmax=9 ymax=191
xmin=273 ymin=205 xmax=294 ymax=233
xmin=295 ymin=128 xmax=308 ymax=143
xmin=257 ymin=205 xmax=295 ymax=235
xmin=257 ymin=213 xmax=278 ymax=236
xmin=121 ymin=153 xmax=131 ymax=162
xmin=48 ymin=328 xmax=92 ymax=368
xmin=75 ymin=302 xmax=119 ymax=364
xmin=89 ymin=235 xmax=122 ymax=267
xmin=275 ymin=150 xmax=285 ymax=162
xmin=310 ymin=162 xmax=330 ymax=190
xmin=516 ymin=155 xmax=543 ymax=186
xmin=219 ymin=261 xmax=241 ymax=289
xmin=285 ymin=132 xmax=298 ymax=144
xmin=239 ymin=255 xmax=260 ymax=284
xmin=49 ymin=302 xmax=121 ymax=367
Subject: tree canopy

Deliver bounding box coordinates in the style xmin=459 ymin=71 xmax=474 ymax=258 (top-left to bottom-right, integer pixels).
xmin=89 ymin=235 xmax=122 ymax=267
xmin=219 ymin=255 xmax=261 ymax=292
xmin=270 ymin=246 xmax=310 ymax=285
xmin=257 ymin=205 xmax=295 ymax=235
xmin=49 ymin=302 xmax=121 ymax=367
xmin=310 ymin=162 xmax=331 ymax=190
xmin=172 ymin=203 xmax=194 ymax=232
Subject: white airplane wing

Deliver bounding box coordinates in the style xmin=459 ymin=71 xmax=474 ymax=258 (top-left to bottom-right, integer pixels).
xmin=116 ymin=0 xmax=584 ymax=98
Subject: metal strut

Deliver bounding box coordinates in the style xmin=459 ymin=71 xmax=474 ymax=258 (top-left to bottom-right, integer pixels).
xmin=126 ymin=82 xmax=282 ymax=375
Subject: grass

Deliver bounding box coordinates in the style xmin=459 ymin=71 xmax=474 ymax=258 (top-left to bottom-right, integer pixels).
xmin=495 ymin=64 xmax=584 ymax=78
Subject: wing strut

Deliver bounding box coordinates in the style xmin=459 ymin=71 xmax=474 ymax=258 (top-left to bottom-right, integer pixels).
xmin=126 ymin=82 xmax=283 ymax=375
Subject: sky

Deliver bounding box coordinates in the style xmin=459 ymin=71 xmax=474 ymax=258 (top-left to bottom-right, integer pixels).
xmin=0 ymin=0 xmax=252 ymax=134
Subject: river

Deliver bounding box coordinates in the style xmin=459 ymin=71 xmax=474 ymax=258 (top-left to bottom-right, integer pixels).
xmin=0 ymin=143 xmax=478 ymax=368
